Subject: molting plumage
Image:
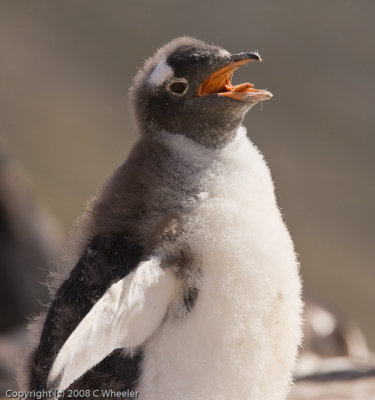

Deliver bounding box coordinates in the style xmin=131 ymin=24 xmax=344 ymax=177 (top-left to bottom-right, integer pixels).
xmin=22 ymin=37 xmax=302 ymax=400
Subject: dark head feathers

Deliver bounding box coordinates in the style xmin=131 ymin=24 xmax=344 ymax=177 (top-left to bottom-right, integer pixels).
xmin=129 ymin=37 xmax=271 ymax=148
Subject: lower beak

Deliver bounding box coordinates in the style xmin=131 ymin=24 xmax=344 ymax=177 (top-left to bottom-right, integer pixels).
xmin=197 ymin=52 xmax=273 ymax=102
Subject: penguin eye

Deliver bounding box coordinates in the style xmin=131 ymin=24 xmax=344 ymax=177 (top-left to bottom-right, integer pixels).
xmin=167 ymin=80 xmax=188 ymax=96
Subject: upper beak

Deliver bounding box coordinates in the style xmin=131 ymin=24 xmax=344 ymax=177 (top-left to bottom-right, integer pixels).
xmin=231 ymin=52 xmax=262 ymax=62
xmin=197 ymin=52 xmax=272 ymax=102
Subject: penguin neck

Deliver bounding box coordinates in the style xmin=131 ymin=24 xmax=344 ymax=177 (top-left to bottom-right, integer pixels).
xmin=158 ymin=131 xmax=221 ymax=162
xmin=141 ymin=115 xmax=244 ymax=149
xmin=151 ymin=125 xmax=246 ymax=158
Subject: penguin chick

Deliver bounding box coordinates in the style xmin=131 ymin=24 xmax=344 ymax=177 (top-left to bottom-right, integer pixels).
xmin=25 ymin=37 xmax=302 ymax=400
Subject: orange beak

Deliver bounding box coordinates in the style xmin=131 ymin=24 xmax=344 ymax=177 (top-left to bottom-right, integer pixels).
xmin=197 ymin=55 xmax=272 ymax=102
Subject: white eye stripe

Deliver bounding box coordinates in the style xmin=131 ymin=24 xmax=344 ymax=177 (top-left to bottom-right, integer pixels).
xmin=148 ymin=59 xmax=174 ymax=86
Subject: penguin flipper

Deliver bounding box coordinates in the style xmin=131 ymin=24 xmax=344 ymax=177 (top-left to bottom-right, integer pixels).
xmin=47 ymin=255 xmax=177 ymax=393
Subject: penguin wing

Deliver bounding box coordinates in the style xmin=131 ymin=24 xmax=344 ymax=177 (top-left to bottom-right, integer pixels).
xmin=47 ymin=255 xmax=177 ymax=392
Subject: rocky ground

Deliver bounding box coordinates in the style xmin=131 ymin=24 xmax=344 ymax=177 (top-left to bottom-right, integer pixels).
xmin=291 ymin=357 xmax=375 ymax=399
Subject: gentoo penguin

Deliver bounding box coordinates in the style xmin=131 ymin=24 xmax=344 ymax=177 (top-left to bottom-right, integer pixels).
xmin=23 ymin=37 xmax=302 ymax=400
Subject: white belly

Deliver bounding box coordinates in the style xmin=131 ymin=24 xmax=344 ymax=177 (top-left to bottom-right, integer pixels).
xmin=137 ymin=128 xmax=302 ymax=400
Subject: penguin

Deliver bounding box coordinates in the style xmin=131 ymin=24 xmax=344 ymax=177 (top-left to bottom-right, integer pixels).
xmin=23 ymin=37 xmax=303 ymax=400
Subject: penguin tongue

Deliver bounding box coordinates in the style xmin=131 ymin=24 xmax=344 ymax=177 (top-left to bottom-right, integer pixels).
xmin=197 ymin=58 xmax=272 ymax=102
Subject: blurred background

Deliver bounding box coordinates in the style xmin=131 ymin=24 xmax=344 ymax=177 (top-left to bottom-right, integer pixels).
xmin=0 ymin=0 xmax=374 ymax=393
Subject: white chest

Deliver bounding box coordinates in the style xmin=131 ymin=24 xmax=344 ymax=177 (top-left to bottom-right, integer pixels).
xmin=137 ymin=128 xmax=302 ymax=400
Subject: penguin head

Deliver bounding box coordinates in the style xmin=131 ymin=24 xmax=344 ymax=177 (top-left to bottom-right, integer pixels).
xmin=130 ymin=37 xmax=272 ymax=147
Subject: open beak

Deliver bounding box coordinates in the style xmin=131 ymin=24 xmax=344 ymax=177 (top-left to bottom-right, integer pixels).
xmin=197 ymin=52 xmax=273 ymax=102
